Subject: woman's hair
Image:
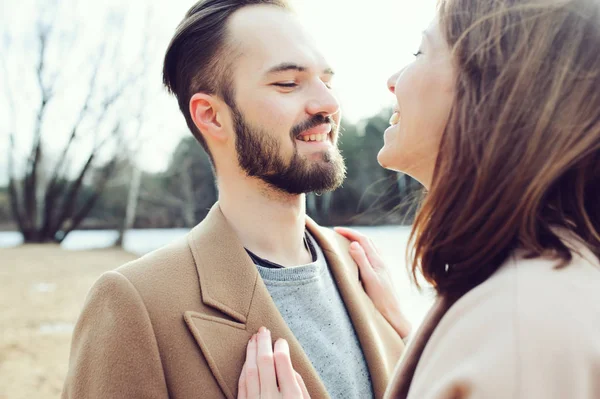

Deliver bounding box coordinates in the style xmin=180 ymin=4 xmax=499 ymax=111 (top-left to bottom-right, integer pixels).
xmin=410 ymin=0 xmax=600 ymax=297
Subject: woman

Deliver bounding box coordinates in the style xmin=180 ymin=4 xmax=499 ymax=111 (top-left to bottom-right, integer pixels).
xmin=238 ymin=0 xmax=600 ymax=397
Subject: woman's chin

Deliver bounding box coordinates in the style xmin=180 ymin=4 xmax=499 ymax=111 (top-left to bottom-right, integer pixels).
xmin=377 ymin=146 xmax=397 ymax=171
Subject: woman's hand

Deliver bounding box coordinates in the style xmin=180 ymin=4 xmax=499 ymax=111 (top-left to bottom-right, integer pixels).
xmin=238 ymin=327 xmax=310 ymax=399
xmin=334 ymin=227 xmax=412 ymax=339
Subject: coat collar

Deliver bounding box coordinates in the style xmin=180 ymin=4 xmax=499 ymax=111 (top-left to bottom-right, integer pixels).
xmin=384 ymin=296 xmax=456 ymax=398
xmin=185 ymin=203 xmax=329 ymax=398
xmin=186 ymin=203 xmax=257 ymax=324
xmin=185 ymin=203 xmax=404 ymax=399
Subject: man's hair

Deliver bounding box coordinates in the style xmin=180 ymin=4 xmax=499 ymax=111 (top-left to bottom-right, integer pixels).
xmin=162 ymin=0 xmax=291 ymax=160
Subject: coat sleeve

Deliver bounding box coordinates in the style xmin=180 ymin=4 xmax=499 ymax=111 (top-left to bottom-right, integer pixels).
xmin=62 ymin=271 xmax=169 ymax=398
xmin=406 ymin=262 xmax=600 ymax=399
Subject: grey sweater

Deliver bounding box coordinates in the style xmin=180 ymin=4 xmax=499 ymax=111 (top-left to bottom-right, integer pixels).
xmin=255 ymin=234 xmax=374 ymax=399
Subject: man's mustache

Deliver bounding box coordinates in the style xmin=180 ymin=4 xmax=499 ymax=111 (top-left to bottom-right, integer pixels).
xmin=290 ymin=115 xmax=338 ymax=139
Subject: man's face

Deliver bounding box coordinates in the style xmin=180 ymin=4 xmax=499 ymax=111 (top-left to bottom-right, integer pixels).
xmin=225 ymin=5 xmax=346 ymax=194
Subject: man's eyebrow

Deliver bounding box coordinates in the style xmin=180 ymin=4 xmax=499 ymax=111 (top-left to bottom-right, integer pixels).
xmin=265 ymin=63 xmax=335 ymax=76
xmin=266 ymin=63 xmax=307 ymax=74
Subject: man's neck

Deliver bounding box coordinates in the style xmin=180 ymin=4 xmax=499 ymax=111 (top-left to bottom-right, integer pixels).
xmin=218 ymin=177 xmax=312 ymax=267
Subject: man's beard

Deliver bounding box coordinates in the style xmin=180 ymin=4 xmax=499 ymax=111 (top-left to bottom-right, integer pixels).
xmin=231 ymin=102 xmax=346 ymax=195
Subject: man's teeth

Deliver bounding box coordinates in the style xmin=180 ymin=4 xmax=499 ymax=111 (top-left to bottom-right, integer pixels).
xmin=389 ymin=112 xmax=400 ymax=126
xmin=299 ymin=134 xmax=328 ymax=142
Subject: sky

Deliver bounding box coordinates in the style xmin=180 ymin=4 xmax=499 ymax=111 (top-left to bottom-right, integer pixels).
xmin=0 ymin=0 xmax=438 ymax=183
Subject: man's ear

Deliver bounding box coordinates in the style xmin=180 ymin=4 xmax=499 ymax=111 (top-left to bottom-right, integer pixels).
xmin=189 ymin=93 xmax=228 ymax=142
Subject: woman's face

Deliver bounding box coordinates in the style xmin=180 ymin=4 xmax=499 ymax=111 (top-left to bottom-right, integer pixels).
xmin=378 ymin=17 xmax=456 ymax=189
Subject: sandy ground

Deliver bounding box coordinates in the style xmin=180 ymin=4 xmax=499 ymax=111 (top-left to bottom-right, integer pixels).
xmin=0 ymin=245 xmax=138 ymax=399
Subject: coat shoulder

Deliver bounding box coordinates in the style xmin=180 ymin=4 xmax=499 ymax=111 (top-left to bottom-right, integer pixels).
xmin=114 ymin=234 xmax=194 ymax=285
xmin=107 ymin=232 xmax=205 ymax=316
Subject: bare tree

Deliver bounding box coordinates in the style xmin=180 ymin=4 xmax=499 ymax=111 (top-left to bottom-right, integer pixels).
xmin=3 ymin=1 xmax=153 ymax=243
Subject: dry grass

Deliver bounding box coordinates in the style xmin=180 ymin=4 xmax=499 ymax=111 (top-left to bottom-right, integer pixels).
xmin=0 ymin=245 xmax=138 ymax=399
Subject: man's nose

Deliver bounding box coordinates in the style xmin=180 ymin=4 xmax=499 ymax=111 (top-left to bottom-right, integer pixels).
xmin=306 ymin=83 xmax=340 ymax=118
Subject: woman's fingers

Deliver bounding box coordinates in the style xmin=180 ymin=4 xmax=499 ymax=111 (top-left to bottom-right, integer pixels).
xmin=334 ymin=227 xmax=375 ymax=250
xmin=273 ymin=339 xmax=302 ymax=398
xmin=334 ymin=227 xmax=384 ymax=269
xmin=349 ymin=241 xmax=377 ymax=282
xmin=245 ymin=334 xmax=260 ymax=398
xmin=241 ymin=328 xmax=308 ymax=398
xmin=256 ymin=327 xmax=278 ymax=397
xmin=333 ymin=227 xmax=364 ymax=244
xmin=295 ymin=372 xmax=311 ymax=399
xmin=238 ymin=361 xmax=248 ymax=399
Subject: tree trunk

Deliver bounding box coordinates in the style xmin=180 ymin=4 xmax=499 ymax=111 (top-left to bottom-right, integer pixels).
xmin=115 ymin=166 xmax=142 ymax=247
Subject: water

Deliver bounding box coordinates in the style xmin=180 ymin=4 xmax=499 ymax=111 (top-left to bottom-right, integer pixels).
xmin=38 ymin=322 xmax=74 ymax=335
xmin=0 ymin=226 xmax=434 ymax=328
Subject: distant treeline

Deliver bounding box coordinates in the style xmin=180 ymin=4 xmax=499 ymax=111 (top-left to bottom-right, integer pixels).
xmin=1 ymin=109 xmax=423 ymax=231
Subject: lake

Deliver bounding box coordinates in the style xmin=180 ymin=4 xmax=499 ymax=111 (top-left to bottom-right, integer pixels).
xmin=0 ymin=226 xmax=435 ymax=328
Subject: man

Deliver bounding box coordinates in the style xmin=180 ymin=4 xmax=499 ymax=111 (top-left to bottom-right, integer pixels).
xmin=62 ymin=1 xmax=404 ymax=398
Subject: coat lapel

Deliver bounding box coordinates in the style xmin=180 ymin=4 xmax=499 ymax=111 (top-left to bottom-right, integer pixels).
xmin=184 ymin=204 xmax=329 ymax=399
xmin=384 ymin=296 xmax=456 ymax=399
xmin=306 ymin=218 xmax=406 ymax=399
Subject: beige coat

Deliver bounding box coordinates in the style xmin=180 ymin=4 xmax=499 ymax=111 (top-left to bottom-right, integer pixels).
xmin=385 ymin=236 xmax=600 ymax=399
xmin=62 ymin=204 xmax=404 ymax=399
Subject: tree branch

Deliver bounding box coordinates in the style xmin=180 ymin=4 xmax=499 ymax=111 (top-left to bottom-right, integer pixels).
xmin=22 ymin=21 xmax=55 ymax=235
xmin=1 ymin=39 xmax=26 ymax=233
xmin=41 ymin=46 xmax=107 ymax=236
xmin=59 ymin=157 xmax=120 ymax=241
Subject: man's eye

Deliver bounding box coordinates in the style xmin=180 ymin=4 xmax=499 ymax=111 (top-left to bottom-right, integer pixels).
xmin=273 ymin=82 xmax=297 ymax=88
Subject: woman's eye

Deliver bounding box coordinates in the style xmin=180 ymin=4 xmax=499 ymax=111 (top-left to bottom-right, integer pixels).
xmin=413 ymin=50 xmax=423 ymax=57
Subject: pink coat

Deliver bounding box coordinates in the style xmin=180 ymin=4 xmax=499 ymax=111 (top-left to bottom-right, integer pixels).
xmin=386 ymin=235 xmax=600 ymax=398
